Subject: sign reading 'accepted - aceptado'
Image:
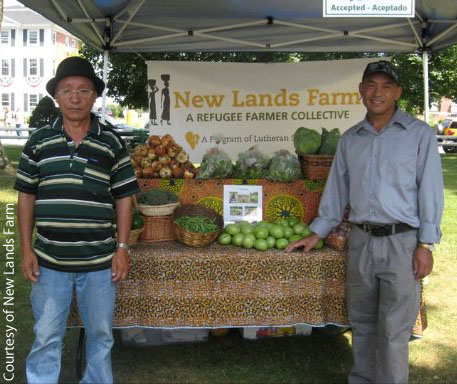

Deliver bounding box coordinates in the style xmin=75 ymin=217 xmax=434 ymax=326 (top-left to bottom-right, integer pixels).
xmin=323 ymin=0 xmax=415 ymax=17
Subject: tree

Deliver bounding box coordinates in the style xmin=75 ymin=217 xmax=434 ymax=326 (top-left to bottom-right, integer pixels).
xmin=29 ymin=96 xmax=60 ymax=129
xmin=80 ymin=46 xmax=372 ymax=110
xmin=80 ymin=44 xmax=457 ymax=114
xmin=392 ymin=46 xmax=457 ymax=114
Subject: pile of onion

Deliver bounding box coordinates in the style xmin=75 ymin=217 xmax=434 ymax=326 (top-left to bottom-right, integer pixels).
xmin=131 ymin=134 xmax=197 ymax=179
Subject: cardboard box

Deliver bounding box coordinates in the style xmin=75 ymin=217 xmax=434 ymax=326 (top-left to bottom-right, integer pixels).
xmin=242 ymin=324 xmax=312 ymax=340
xmin=120 ymin=328 xmax=209 ymax=347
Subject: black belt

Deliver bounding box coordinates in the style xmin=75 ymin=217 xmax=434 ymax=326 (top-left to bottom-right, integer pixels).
xmin=356 ymin=223 xmax=415 ymax=237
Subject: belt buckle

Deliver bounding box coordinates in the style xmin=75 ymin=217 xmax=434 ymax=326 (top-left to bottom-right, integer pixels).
xmin=364 ymin=224 xmax=390 ymax=236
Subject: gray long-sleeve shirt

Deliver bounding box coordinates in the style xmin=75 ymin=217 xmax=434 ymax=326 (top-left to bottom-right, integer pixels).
xmin=310 ymin=108 xmax=444 ymax=244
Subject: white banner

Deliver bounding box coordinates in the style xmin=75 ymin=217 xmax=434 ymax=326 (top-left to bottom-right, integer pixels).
xmin=146 ymin=59 xmax=371 ymax=162
xmin=323 ymin=0 xmax=415 ymax=18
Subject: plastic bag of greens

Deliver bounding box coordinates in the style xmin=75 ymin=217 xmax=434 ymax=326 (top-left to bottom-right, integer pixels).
xmin=318 ymin=128 xmax=341 ymax=155
xmin=197 ymin=147 xmax=233 ymax=179
xmin=267 ymin=150 xmax=302 ymax=182
xmin=233 ymin=146 xmax=270 ymax=179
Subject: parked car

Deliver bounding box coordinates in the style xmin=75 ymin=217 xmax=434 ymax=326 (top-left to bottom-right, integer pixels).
xmin=96 ymin=107 xmax=114 ymax=117
xmin=93 ymin=112 xmax=148 ymax=148
xmin=436 ymin=119 xmax=457 ymax=153
xmin=93 ymin=111 xmax=133 ymax=131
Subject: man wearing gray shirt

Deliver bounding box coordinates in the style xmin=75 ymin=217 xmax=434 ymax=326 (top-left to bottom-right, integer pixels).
xmin=287 ymin=60 xmax=444 ymax=383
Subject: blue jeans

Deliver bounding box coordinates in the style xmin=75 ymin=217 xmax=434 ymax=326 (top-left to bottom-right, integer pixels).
xmin=26 ymin=267 xmax=116 ymax=384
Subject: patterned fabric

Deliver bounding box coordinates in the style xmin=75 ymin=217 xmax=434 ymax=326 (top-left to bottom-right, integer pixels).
xmin=14 ymin=114 xmax=140 ymax=272
xmin=67 ymin=242 xmax=425 ymax=336
xmin=139 ymin=178 xmax=325 ymax=224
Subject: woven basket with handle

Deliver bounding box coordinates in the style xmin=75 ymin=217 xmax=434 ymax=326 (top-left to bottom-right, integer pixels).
xmin=173 ymin=205 xmax=223 ymax=247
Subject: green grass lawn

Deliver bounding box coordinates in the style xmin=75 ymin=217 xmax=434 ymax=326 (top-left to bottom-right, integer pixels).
xmin=3 ymin=145 xmax=23 ymax=168
xmin=0 ymin=150 xmax=456 ymax=383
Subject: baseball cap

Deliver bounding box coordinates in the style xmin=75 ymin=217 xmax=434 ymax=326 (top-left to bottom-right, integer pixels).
xmin=362 ymin=60 xmax=400 ymax=85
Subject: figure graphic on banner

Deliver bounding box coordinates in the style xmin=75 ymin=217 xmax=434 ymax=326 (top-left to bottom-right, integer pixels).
xmin=161 ymin=74 xmax=171 ymax=125
xmin=148 ymin=79 xmax=159 ymax=126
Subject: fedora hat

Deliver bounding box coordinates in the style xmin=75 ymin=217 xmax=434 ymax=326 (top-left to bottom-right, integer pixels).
xmin=46 ymin=56 xmax=105 ymax=97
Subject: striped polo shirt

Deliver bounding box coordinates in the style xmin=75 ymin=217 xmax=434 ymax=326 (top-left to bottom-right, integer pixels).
xmin=14 ymin=114 xmax=140 ymax=272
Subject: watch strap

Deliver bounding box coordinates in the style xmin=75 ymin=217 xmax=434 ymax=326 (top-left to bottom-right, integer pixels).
xmin=117 ymin=242 xmax=130 ymax=252
xmin=418 ymin=243 xmax=434 ymax=251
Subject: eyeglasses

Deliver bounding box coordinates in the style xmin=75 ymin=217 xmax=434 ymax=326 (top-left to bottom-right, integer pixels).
xmin=56 ymin=89 xmax=95 ymax=99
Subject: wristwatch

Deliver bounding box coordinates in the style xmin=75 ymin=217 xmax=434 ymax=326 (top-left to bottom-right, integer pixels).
xmin=117 ymin=242 xmax=130 ymax=252
xmin=418 ymin=243 xmax=434 ymax=252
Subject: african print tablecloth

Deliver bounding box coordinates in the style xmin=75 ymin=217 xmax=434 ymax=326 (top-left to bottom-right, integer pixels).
xmin=67 ymin=242 xmax=426 ymax=336
xmin=137 ymin=178 xmax=325 ymax=223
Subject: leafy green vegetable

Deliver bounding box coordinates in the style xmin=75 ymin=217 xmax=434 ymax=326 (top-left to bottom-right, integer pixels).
xmin=318 ymin=128 xmax=341 ymax=155
xmin=131 ymin=212 xmax=144 ymax=229
xmin=137 ymin=189 xmax=178 ymax=205
xmin=267 ymin=150 xmax=302 ymax=182
xmin=293 ymin=127 xmax=321 ymax=154
xmin=233 ymin=147 xmax=270 ymax=179
xmin=197 ymin=148 xmax=233 ymax=179
xmin=175 ymin=215 xmax=220 ymax=233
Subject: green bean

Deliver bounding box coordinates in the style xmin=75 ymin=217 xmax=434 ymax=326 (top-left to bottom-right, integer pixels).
xmin=175 ymin=215 xmax=219 ymax=233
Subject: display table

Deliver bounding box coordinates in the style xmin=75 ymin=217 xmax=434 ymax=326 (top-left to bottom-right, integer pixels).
xmin=138 ymin=178 xmax=325 ymax=223
xmin=67 ymin=242 xmax=426 ymax=336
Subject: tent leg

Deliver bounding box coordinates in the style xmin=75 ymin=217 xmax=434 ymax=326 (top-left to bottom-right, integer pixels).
xmin=101 ymin=50 xmax=109 ymax=124
xmin=422 ymin=50 xmax=429 ymax=124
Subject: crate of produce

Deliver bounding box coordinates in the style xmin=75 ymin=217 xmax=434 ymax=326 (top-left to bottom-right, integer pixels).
xmin=173 ymin=205 xmax=223 ymax=247
xmin=296 ymin=152 xmax=334 ymax=180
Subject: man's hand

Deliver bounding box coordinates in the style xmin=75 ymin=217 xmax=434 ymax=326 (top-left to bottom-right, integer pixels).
xmin=111 ymin=247 xmax=130 ymax=282
xmin=21 ymin=249 xmax=40 ymax=282
xmin=413 ymin=246 xmax=433 ymax=280
xmin=286 ymin=233 xmax=321 ymax=253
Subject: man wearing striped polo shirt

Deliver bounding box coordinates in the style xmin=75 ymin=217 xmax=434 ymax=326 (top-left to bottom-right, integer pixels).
xmin=15 ymin=56 xmax=140 ymax=384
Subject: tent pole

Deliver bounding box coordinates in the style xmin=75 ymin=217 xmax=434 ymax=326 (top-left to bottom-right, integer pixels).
xmin=422 ymin=50 xmax=429 ymax=124
xmin=101 ymin=50 xmax=109 ymax=124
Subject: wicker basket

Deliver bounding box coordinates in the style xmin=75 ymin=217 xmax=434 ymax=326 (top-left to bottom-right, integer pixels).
xmin=128 ymin=227 xmax=144 ymax=246
xmin=138 ymin=202 xmax=179 ymax=217
xmin=139 ymin=215 xmax=176 ymax=242
xmin=296 ymin=152 xmax=334 ymax=180
xmin=173 ymin=205 xmax=223 ymax=247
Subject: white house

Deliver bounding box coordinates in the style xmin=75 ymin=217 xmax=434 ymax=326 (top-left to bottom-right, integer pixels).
xmin=1 ymin=0 xmax=81 ymax=118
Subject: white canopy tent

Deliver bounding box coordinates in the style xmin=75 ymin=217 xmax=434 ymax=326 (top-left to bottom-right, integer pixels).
xmin=16 ymin=0 xmax=457 ymax=122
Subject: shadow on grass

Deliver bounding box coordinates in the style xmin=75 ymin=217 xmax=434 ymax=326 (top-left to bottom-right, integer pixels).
xmin=57 ymin=329 xmax=352 ymax=384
